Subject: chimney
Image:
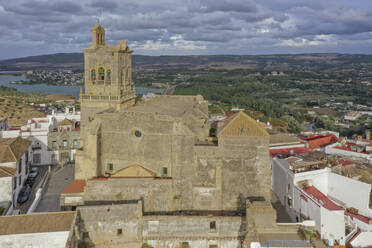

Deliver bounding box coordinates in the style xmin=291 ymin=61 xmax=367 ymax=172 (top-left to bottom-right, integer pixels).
xmin=366 ymin=130 xmax=371 ymax=140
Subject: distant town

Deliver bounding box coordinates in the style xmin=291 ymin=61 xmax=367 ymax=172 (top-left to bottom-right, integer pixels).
xmin=11 ymin=70 xmax=83 ymax=86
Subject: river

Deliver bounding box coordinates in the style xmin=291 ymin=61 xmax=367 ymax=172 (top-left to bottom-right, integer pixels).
xmin=0 ymin=74 xmax=164 ymax=98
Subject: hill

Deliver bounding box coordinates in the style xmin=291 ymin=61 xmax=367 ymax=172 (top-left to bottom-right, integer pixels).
xmin=1 ymin=53 xmax=372 ymax=71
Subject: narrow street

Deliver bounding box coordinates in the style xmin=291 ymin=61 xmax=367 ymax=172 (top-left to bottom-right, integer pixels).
xmin=16 ymin=165 xmax=48 ymax=214
xmin=35 ymin=164 xmax=74 ymax=212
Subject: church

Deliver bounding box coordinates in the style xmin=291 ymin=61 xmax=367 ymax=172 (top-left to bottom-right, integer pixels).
xmin=62 ymin=24 xmax=302 ymax=248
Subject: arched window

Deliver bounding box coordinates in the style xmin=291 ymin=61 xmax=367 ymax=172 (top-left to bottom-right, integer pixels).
xmin=99 ymin=67 xmax=105 ymax=80
xmin=107 ymin=70 xmax=111 ymax=81
xmin=91 ymin=69 xmax=96 ymax=81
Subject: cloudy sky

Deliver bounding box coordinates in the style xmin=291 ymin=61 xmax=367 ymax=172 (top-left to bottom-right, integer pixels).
xmin=0 ymin=0 xmax=372 ymax=59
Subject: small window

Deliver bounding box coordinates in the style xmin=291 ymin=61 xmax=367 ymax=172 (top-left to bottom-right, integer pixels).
xmin=52 ymin=141 xmax=57 ymax=150
xmin=162 ymin=167 xmax=168 ymax=177
xmin=117 ymin=228 xmax=122 ymax=235
xmin=288 ymin=184 xmax=290 ymax=190
xmin=73 ymin=139 xmax=79 ymax=148
xmin=287 ymin=197 xmax=292 ymax=207
xmin=99 ymin=67 xmax=105 ymax=80
xmin=32 ymin=154 xmax=41 ymax=164
xmin=63 ymin=140 xmax=68 ymax=149
xmin=134 ymin=130 xmax=142 ymax=137
xmin=18 ymin=159 xmax=22 ymax=174
xmin=209 ymin=245 xmax=218 ymax=248
xmin=108 ymin=163 xmax=113 ymax=171
xmin=91 ymin=69 xmax=96 ymax=81
xmin=51 ymin=154 xmax=57 ymax=164
xmin=181 ymin=242 xmax=189 ymax=248
xmin=210 ymin=221 xmax=216 ymax=230
xmin=18 ymin=175 xmax=21 ymax=186
xmin=13 ymin=177 xmax=16 ymax=190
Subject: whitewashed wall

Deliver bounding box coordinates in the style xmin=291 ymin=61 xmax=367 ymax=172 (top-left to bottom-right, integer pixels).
xmin=294 ymin=168 xmax=330 ymax=195
xmin=21 ymin=131 xmax=50 ymax=166
xmin=320 ymin=208 xmax=345 ymax=245
xmin=0 ymin=130 xmax=20 ymax=138
xmin=326 ymin=144 xmax=372 ymax=164
xmin=328 ymin=173 xmax=371 ymax=216
xmin=0 ymin=177 xmax=12 ymax=206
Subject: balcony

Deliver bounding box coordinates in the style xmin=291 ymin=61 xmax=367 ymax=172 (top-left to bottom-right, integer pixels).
xmin=31 ymin=144 xmax=42 ymax=150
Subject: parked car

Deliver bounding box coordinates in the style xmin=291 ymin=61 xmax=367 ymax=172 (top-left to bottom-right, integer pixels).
xmin=29 ymin=167 xmax=38 ymax=178
xmin=25 ymin=177 xmax=35 ymax=187
xmin=17 ymin=185 xmax=31 ymax=204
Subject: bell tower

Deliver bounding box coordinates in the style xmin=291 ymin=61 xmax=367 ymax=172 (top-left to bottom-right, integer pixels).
xmin=79 ymin=24 xmax=136 ymax=147
xmin=92 ymin=24 xmax=105 ymax=47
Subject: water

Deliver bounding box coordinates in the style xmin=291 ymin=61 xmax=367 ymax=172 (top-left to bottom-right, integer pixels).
xmin=0 ymin=74 xmax=164 ymax=97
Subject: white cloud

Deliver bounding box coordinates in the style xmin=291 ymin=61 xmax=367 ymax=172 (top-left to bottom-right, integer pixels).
xmin=0 ymin=0 xmax=371 ymax=59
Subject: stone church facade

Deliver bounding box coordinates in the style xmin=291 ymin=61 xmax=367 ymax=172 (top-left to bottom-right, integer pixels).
xmin=62 ymin=25 xmax=302 ymax=248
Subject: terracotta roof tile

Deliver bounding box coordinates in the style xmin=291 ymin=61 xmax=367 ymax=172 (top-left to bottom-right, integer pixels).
xmin=62 ymin=179 xmax=86 ymax=194
xmin=0 ymin=166 xmax=16 ymax=177
xmin=345 ymin=211 xmax=372 ymax=224
xmin=304 ymin=186 xmax=343 ymax=211
xmin=302 ymin=134 xmax=338 ymax=150
xmin=58 ymin=118 xmax=73 ymax=126
xmin=0 ymin=137 xmax=31 ymax=163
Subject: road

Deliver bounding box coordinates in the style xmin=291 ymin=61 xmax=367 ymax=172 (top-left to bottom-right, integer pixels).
xmin=35 ymin=164 xmax=74 ymax=212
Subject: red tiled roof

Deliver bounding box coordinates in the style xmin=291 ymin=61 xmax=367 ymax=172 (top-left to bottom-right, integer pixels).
xmin=304 ymin=186 xmax=343 ymax=211
xmin=226 ymin=113 xmax=235 ymax=119
xmin=334 ymin=142 xmax=368 ymax=154
xmin=345 ymin=211 xmax=372 ymax=224
xmin=61 ymin=179 xmax=86 ymax=194
xmin=302 ymin=134 xmax=338 ymax=150
xmin=270 ymin=147 xmax=311 ymax=157
xmin=339 ymin=159 xmax=355 ymax=167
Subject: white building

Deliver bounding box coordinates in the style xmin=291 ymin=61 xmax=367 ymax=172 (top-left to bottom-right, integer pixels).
xmin=49 ymin=107 xmax=80 ymax=123
xmin=0 ymin=137 xmax=32 ymax=210
xmin=0 ymin=211 xmax=75 ymax=248
xmin=344 ymin=111 xmax=361 ymax=121
xmin=0 ymin=109 xmax=81 ymax=166
xmin=272 ymin=157 xmax=372 ymax=246
xmin=325 ymin=139 xmax=372 ymax=164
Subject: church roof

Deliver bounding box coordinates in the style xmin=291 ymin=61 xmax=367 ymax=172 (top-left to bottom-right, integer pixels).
xmin=0 ymin=137 xmax=31 ymax=163
xmin=131 ymin=95 xmax=205 ymax=117
xmin=217 ymin=111 xmax=269 ymax=138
